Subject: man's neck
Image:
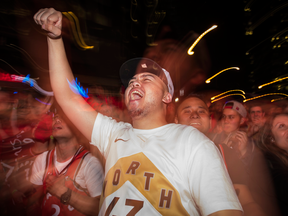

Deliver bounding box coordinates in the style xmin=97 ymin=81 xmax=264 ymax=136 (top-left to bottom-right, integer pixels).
xmin=32 ymin=141 xmax=49 ymax=154
xmin=55 ymin=137 xmax=79 ymax=162
xmin=132 ymin=111 xmax=168 ymax=129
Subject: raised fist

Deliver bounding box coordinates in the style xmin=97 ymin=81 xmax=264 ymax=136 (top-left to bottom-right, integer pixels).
xmin=34 ymin=8 xmax=62 ymax=39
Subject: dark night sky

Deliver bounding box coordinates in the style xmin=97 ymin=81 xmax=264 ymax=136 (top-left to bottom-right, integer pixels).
xmin=1 ymin=0 xmax=287 ymax=101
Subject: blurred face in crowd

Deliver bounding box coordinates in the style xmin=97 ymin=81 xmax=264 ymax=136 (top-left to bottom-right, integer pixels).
xmin=175 ymin=97 xmax=210 ymax=134
xmin=0 ymin=92 xmax=12 ymax=116
xmin=271 ymin=114 xmax=288 ymax=152
xmin=250 ymin=106 xmax=264 ymax=124
xmin=222 ymin=109 xmax=244 ymax=134
xmin=52 ymin=114 xmax=73 ymax=139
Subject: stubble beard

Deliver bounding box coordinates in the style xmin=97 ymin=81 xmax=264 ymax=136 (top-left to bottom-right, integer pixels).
xmin=128 ymin=99 xmax=156 ymax=119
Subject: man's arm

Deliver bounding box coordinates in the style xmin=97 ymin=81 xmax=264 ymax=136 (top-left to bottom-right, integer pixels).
xmin=46 ymin=175 xmax=100 ymax=215
xmin=209 ymin=210 xmax=243 ymax=216
xmin=33 ymin=8 xmax=97 ymax=140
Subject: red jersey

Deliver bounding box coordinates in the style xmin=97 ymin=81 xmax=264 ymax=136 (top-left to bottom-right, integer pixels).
xmin=42 ymin=146 xmax=90 ymax=216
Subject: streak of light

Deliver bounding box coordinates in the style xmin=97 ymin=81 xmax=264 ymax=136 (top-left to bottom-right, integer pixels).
xmin=205 ymin=67 xmax=240 ymax=83
xmin=175 ymin=98 xmax=179 ymax=102
xmin=35 ymin=98 xmax=52 ymax=106
xmin=244 ymin=93 xmax=288 ymax=102
xmin=187 ymin=25 xmax=217 ymax=55
xmin=130 ymin=0 xmax=138 ymax=22
xmin=271 ymin=27 xmax=288 ymax=41
xmin=211 ymin=94 xmax=246 ymax=103
xmin=20 ymin=74 xmax=54 ymax=96
xmin=67 ymin=77 xmax=89 ymax=98
xmin=246 ymin=2 xmax=288 ymax=34
xmin=272 ymin=39 xmax=288 ymax=49
xmin=211 ymin=89 xmax=245 ymax=100
xmin=271 ymin=97 xmax=288 ymax=102
xmin=62 ymin=12 xmax=94 ymax=50
xmin=244 ymin=0 xmax=257 ymax=12
xmin=258 ymin=76 xmax=288 ymax=89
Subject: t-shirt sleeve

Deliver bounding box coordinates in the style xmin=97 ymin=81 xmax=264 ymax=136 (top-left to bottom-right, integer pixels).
xmin=83 ymin=155 xmax=104 ymax=197
xmin=30 ymin=151 xmax=47 ymax=186
xmin=187 ymin=140 xmax=243 ymax=216
xmin=90 ymin=113 xmax=129 ymax=154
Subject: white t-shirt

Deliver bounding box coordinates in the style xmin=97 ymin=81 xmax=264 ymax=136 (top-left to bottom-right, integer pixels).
xmin=30 ymin=148 xmax=104 ymax=197
xmin=91 ymin=113 xmax=242 ymax=216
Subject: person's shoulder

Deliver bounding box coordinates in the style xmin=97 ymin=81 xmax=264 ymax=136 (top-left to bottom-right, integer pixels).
xmin=82 ymin=152 xmax=102 ymax=166
xmin=97 ymin=112 xmax=132 ymax=129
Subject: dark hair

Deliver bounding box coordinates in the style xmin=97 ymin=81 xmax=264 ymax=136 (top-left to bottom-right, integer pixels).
xmin=248 ymin=102 xmax=264 ymax=113
xmin=256 ymin=112 xmax=288 ymax=167
xmin=176 ymin=93 xmax=209 ymax=112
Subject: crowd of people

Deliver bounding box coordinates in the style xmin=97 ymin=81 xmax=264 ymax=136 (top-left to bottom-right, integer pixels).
xmin=0 ymin=6 xmax=288 ymax=216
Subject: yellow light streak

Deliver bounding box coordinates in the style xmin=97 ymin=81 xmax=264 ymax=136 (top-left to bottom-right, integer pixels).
xmin=175 ymin=98 xmax=179 ymax=102
xmin=271 ymin=97 xmax=288 ymax=102
xmin=62 ymin=12 xmax=94 ymax=50
xmin=187 ymin=25 xmax=217 ymax=55
xmin=211 ymin=94 xmax=246 ymax=103
xmin=244 ymin=93 xmax=288 ymax=102
xmin=205 ymin=67 xmax=240 ymax=84
xmin=211 ymin=89 xmax=245 ymax=100
xmin=273 ymin=39 xmax=288 ymax=49
xmin=258 ymin=76 xmax=288 ymax=89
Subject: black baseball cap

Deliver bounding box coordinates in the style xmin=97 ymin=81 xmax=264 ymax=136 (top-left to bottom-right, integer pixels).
xmin=119 ymin=57 xmax=174 ymax=96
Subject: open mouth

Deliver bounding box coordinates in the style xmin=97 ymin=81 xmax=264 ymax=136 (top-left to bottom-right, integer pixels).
xmin=53 ymin=125 xmax=62 ymax=130
xmin=130 ymin=90 xmax=143 ymax=100
xmin=190 ymin=122 xmax=201 ymax=126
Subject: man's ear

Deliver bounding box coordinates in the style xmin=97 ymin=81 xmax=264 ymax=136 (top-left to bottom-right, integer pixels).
xmin=175 ymin=115 xmax=178 ymax=124
xmin=240 ymin=117 xmax=245 ymax=125
xmin=162 ymin=92 xmax=172 ymax=104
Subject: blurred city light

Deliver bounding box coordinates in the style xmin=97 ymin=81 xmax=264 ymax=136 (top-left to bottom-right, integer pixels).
xmin=211 ymin=94 xmax=246 ymax=103
xmin=258 ymin=76 xmax=288 ymax=89
xmin=62 ymin=12 xmax=94 ymax=50
xmin=244 ymin=93 xmax=288 ymax=102
xmin=205 ymin=67 xmax=240 ymax=83
xmin=211 ymin=89 xmax=245 ymax=100
xmin=187 ymin=25 xmax=217 ymax=55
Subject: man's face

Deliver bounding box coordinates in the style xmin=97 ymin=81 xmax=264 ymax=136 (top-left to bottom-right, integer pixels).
xmin=52 ymin=114 xmax=73 ymax=139
xmin=0 ymin=92 xmax=11 ymax=116
xmin=143 ymin=39 xmax=206 ymax=90
xmin=175 ymin=97 xmax=210 ymax=134
xmin=124 ymin=72 xmax=168 ymax=119
xmin=221 ymin=109 xmax=243 ymax=134
xmin=250 ymin=106 xmax=264 ymax=124
xmin=271 ymin=114 xmax=288 ymax=152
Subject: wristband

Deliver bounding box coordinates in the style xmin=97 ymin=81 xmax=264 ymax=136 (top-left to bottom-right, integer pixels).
xmin=60 ymin=188 xmax=72 ymax=205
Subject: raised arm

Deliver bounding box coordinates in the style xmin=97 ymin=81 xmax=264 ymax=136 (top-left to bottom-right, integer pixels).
xmin=33 ymin=8 xmax=97 ymax=140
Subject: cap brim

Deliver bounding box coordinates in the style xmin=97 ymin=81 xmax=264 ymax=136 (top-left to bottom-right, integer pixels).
xmin=119 ymin=57 xmax=164 ymax=87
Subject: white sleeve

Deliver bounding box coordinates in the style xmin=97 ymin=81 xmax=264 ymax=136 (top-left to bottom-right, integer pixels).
xmin=30 ymin=151 xmax=48 ymax=186
xmin=83 ymin=154 xmax=104 ymax=197
xmin=187 ymin=140 xmax=242 ymax=216
xmin=91 ymin=113 xmax=130 ymax=154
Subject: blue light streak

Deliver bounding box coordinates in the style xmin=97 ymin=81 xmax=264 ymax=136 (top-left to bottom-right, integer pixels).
xmin=67 ymin=77 xmax=89 ymax=98
xmin=35 ymin=98 xmax=52 ymax=106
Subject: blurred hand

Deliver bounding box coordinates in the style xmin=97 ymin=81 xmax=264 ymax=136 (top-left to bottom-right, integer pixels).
xmin=33 ymin=8 xmax=62 ymax=39
xmin=45 ymin=174 xmax=67 ymax=199
xmin=11 ymin=190 xmax=26 ymax=204
xmin=228 ymin=131 xmax=248 ymax=157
